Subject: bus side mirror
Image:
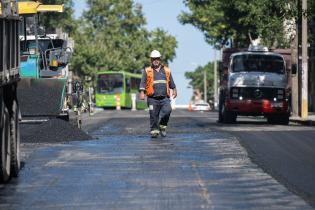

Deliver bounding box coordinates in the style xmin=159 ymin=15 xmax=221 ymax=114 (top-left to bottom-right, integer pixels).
xmin=291 ymin=64 xmax=297 ymax=75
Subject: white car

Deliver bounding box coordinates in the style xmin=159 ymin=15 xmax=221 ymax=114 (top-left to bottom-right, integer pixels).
xmin=193 ymin=103 xmax=211 ymax=111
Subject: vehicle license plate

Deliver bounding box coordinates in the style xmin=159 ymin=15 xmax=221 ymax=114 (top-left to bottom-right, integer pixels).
xmin=271 ymin=102 xmax=283 ymax=108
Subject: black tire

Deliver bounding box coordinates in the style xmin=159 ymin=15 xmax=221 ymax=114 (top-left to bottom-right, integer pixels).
xmin=267 ymin=116 xmax=274 ymax=124
xmin=279 ymin=114 xmax=290 ymax=125
xmin=218 ymin=91 xmax=225 ymax=123
xmin=221 ymin=104 xmax=236 ymax=123
xmin=0 ymin=106 xmax=11 ymax=182
xmin=267 ymin=114 xmax=289 ymax=125
xmin=218 ymin=103 xmax=223 ymax=122
xmin=231 ymin=113 xmax=237 ymax=123
xmin=222 ymin=104 xmax=228 ymax=123
xmin=10 ymin=100 xmax=20 ymax=177
xmin=277 ymin=114 xmax=290 ymax=125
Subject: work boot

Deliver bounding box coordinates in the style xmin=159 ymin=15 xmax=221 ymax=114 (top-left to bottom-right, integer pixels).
xmin=160 ymin=125 xmax=167 ymax=137
xmin=150 ymin=130 xmax=159 ymax=138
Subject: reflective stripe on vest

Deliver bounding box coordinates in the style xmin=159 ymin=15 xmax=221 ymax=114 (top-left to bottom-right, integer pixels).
xmin=145 ymin=66 xmax=171 ymax=97
xmin=153 ymin=80 xmax=167 ymax=84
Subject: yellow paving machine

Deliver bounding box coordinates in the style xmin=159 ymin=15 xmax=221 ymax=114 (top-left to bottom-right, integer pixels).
xmin=17 ymin=1 xmax=73 ymax=122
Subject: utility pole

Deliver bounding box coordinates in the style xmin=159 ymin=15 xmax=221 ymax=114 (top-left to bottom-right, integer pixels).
xmin=204 ymin=68 xmax=207 ymax=103
xmin=214 ymin=49 xmax=218 ymax=109
xmin=301 ymin=0 xmax=308 ymax=119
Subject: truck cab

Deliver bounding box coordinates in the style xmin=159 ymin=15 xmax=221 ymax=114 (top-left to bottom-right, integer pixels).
xmin=218 ymin=46 xmax=291 ymax=124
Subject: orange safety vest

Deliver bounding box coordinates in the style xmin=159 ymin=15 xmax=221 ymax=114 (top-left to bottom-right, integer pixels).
xmin=145 ymin=66 xmax=171 ymax=97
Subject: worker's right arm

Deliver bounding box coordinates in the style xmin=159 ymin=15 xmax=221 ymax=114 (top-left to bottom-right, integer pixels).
xmin=139 ymin=69 xmax=147 ymax=100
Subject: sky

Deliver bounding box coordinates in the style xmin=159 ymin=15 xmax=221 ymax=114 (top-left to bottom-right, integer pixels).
xmin=73 ymin=0 xmax=216 ymax=105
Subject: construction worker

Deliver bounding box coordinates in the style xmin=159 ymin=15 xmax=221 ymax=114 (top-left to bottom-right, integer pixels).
xmin=139 ymin=50 xmax=177 ymax=138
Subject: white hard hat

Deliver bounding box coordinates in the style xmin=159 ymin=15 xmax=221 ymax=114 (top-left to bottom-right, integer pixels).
xmin=150 ymin=50 xmax=161 ymax=58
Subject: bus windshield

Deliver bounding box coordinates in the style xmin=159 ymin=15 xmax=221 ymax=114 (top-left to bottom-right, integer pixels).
xmin=232 ymin=54 xmax=285 ymax=74
xmin=97 ymin=73 xmax=124 ymax=94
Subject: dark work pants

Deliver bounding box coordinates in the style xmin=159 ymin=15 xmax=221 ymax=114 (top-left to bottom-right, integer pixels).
xmin=147 ymin=97 xmax=172 ymax=131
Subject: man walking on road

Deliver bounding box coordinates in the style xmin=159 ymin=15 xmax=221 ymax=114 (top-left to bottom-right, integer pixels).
xmin=139 ymin=50 xmax=177 ymax=138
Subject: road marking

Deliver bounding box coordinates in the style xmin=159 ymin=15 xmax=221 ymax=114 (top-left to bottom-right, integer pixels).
xmin=192 ymin=161 xmax=213 ymax=209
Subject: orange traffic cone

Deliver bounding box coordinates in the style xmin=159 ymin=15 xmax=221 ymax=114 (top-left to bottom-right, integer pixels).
xmin=188 ymin=102 xmax=193 ymax=112
xmin=116 ymin=95 xmax=121 ymax=111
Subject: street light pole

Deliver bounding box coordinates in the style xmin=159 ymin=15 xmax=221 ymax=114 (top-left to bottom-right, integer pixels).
xmin=301 ymin=0 xmax=308 ymax=119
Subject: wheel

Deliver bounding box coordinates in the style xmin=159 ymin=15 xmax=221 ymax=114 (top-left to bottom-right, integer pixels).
xmin=231 ymin=113 xmax=237 ymax=123
xmin=276 ymin=114 xmax=290 ymax=125
xmin=10 ymin=100 xmax=20 ymax=177
xmin=218 ymin=92 xmax=225 ymax=123
xmin=267 ymin=114 xmax=289 ymax=125
xmin=77 ymin=119 xmax=82 ymax=129
xmin=218 ymin=102 xmax=223 ymax=122
xmin=221 ymin=104 xmax=236 ymax=123
xmin=267 ymin=116 xmax=273 ymax=124
xmin=77 ymin=111 xmax=82 ymax=129
xmin=220 ymin=103 xmax=228 ymax=123
xmin=279 ymin=114 xmax=289 ymax=125
xmin=0 ymin=105 xmax=11 ymax=182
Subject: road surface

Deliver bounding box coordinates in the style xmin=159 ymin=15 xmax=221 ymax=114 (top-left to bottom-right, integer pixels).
xmin=0 ymin=110 xmax=314 ymax=210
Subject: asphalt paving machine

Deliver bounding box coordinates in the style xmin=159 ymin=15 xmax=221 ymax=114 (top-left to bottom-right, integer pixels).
xmin=0 ymin=0 xmax=21 ymax=182
xmin=17 ymin=1 xmax=73 ymax=122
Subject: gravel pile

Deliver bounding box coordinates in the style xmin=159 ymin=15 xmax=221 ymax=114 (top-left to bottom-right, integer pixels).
xmin=21 ymin=119 xmax=92 ymax=143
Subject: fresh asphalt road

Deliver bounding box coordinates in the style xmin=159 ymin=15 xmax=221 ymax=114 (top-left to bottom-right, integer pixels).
xmin=0 ymin=109 xmax=314 ymax=210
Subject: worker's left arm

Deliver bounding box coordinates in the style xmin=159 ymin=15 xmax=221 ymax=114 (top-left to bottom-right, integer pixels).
xmin=139 ymin=69 xmax=147 ymax=100
xmin=169 ymin=73 xmax=177 ymax=99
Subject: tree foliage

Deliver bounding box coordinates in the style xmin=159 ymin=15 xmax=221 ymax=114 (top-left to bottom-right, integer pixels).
xmin=38 ymin=0 xmax=76 ymax=35
xmin=72 ymin=0 xmax=177 ymax=77
xmin=185 ymin=62 xmax=214 ymax=101
xmin=179 ymin=0 xmax=297 ymax=49
xmin=180 ymin=0 xmax=301 ymax=96
xmin=310 ymin=0 xmax=315 ymax=44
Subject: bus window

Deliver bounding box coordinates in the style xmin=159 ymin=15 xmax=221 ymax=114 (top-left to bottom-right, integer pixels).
xmin=97 ymin=73 xmax=124 ymax=94
xmin=126 ymin=78 xmax=131 ymax=93
xmin=131 ymin=77 xmax=140 ymax=91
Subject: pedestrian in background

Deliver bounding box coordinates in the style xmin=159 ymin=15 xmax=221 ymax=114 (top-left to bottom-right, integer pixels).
xmin=139 ymin=50 xmax=177 ymax=138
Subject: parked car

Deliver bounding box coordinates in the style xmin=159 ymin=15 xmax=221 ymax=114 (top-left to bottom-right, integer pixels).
xmin=193 ymin=103 xmax=211 ymax=111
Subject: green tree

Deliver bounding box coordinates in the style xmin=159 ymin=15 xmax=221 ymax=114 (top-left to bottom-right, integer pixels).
xmin=179 ymin=0 xmax=297 ymax=48
xmin=185 ymin=62 xmax=214 ymax=101
xmin=148 ymin=28 xmax=178 ymax=65
xmin=72 ymin=0 xmax=177 ymax=77
xmin=38 ymin=0 xmax=76 ymax=35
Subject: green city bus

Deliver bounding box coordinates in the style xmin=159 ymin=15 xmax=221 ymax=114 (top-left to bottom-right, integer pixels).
xmin=95 ymin=71 xmax=147 ymax=109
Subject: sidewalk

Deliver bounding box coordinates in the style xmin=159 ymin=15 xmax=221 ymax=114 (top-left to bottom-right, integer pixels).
xmin=290 ymin=113 xmax=315 ymax=126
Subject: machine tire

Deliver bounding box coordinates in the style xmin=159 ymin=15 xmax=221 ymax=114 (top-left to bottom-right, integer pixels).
xmin=10 ymin=100 xmax=20 ymax=177
xmin=0 ymin=105 xmax=11 ymax=182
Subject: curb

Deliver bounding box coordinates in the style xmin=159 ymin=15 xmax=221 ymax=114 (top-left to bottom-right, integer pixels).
xmin=290 ymin=119 xmax=315 ymax=126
